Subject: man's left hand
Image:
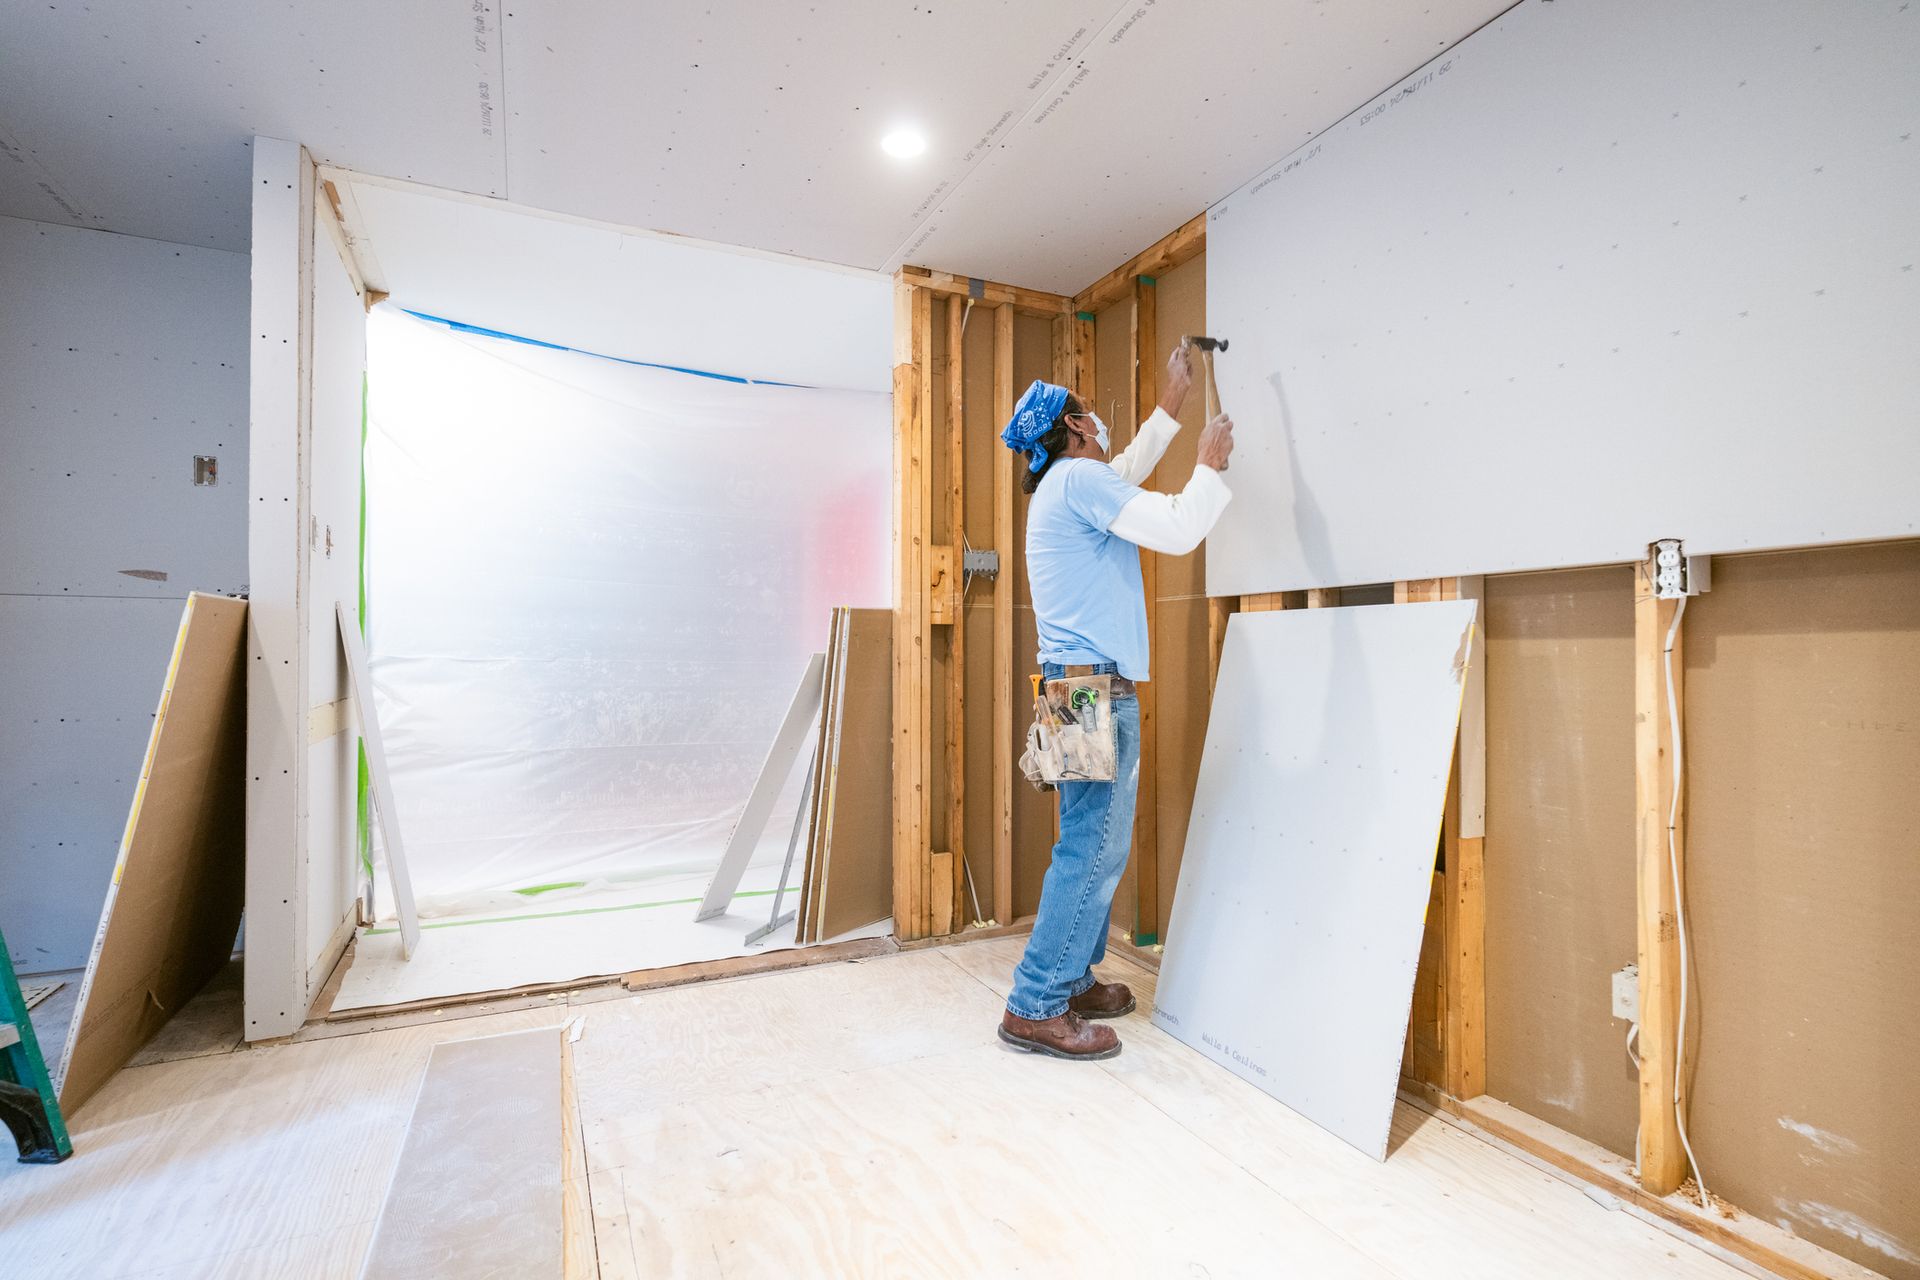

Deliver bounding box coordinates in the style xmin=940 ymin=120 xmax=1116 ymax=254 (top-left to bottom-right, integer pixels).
xmin=1159 ymin=344 xmax=1193 ymax=417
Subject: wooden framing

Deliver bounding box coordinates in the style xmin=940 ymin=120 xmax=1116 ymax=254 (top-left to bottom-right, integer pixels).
xmin=898 ymin=265 xmax=1071 ymax=317
xmin=1129 ymin=275 xmax=1161 ymax=943
xmin=1072 ymin=213 xmax=1206 ymax=315
xmin=1633 ymin=552 xmax=1689 ymax=1194
xmin=991 ymin=305 xmax=1016 ymax=926
xmin=891 ymin=278 xmax=934 ymax=940
xmin=942 ymin=297 xmax=969 ymax=929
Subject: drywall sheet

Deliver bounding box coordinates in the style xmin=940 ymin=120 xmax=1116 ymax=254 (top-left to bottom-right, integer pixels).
xmin=1681 ymin=543 xmax=1920 ymax=1279
xmin=1152 ymin=601 xmax=1475 ymax=1159
xmin=57 ymin=594 xmax=247 ymax=1115
xmin=0 ymin=215 xmax=248 ymax=973
xmin=1205 ymin=0 xmax=1920 ymax=595
xmin=814 ymin=608 xmax=895 ymax=940
xmin=364 ymin=307 xmax=890 ymax=906
xmin=360 ymin=1028 xmax=564 ymax=1279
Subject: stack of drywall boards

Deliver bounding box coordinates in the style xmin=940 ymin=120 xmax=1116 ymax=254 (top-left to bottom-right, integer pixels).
xmin=794 ymin=608 xmax=893 ymax=942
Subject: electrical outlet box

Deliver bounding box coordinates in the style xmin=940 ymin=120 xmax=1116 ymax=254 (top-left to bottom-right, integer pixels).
xmin=1612 ymin=964 xmax=1639 ymax=1021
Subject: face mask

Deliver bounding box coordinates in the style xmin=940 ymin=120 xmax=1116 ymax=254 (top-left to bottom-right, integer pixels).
xmin=1090 ymin=413 xmax=1110 ymax=454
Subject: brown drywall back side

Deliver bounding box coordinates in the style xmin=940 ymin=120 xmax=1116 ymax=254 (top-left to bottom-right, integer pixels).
xmin=1482 ymin=567 xmax=1639 ymax=1159
xmin=1683 ymin=541 xmax=1920 ymax=1279
xmin=960 ymin=305 xmax=999 ymax=918
xmin=1010 ymin=312 xmax=1057 ymax=918
xmin=59 ymin=593 xmax=248 ymax=1114
xmin=816 ymin=608 xmax=895 ymax=940
xmin=1093 ymin=294 xmax=1135 ymax=926
xmin=1149 ymin=252 xmax=1209 ymax=940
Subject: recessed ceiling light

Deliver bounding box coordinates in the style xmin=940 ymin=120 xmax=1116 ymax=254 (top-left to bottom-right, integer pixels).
xmin=881 ymin=127 xmax=927 ymax=159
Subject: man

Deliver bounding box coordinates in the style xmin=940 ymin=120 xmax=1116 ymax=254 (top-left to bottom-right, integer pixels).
xmin=996 ymin=346 xmax=1236 ymax=1060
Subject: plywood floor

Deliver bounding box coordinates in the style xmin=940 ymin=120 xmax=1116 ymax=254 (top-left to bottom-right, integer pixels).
xmin=0 ymin=935 xmax=1751 ymax=1279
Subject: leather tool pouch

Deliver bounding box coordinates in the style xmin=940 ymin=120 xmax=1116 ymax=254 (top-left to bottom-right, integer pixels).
xmin=1019 ymin=673 xmax=1117 ymax=789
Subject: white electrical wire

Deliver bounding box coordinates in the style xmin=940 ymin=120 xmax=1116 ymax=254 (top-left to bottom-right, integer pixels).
xmin=1664 ymin=594 xmax=1709 ymax=1204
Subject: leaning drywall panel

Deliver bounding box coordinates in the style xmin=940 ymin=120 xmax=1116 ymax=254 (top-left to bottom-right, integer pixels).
xmin=1683 ymin=543 xmax=1920 ymax=1280
xmin=244 ymin=138 xmax=315 ymax=1041
xmin=1206 ymin=0 xmax=1920 ymax=594
xmin=337 ymin=176 xmax=893 ymax=393
xmin=56 ymin=594 xmax=247 ymax=1115
xmin=1153 ymin=602 xmax=1475 ymax=1159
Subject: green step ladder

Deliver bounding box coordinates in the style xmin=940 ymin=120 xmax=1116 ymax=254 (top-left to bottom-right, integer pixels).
xmin=0 ymin=927 xmax=73 ymax=1163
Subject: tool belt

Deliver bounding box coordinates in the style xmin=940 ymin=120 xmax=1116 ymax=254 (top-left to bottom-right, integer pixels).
xmin=1019 ymin=670 xmax=1128 ymax=789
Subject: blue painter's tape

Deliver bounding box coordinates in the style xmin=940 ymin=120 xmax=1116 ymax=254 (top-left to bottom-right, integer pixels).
xmin=399 ymin=309 xmax=811 ymax=388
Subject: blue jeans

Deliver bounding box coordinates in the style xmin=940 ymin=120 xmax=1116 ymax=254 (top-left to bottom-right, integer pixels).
xmin=1006 ymin=661 xmax=1141 ymax=1021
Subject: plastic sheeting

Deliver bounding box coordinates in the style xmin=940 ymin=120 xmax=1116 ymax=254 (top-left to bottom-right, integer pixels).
xmin=363 ymin=307 xmax=890 ymax=907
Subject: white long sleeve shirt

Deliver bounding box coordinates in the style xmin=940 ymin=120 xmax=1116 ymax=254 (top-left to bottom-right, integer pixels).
xmin=1103 ymin=407 xmax=1232 ymax=554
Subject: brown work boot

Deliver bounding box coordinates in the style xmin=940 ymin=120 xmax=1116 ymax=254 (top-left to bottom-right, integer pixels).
xmin=1068 ymin=978 xmax=1136 ymax=1020
xmin=998 ymin=1009 xmax=1121 ymax=1061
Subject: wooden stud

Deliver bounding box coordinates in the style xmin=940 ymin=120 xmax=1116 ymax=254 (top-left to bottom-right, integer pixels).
xmin=1305 ymin=588 xmax=1338 ymax=608
xmin=991 ymin=304 xmax=1016 ymax=927
xmin=1073 ymin=213 xmax=1207 ymax=315
xmin=1633 ymin=553 xmax=1689 ymax=1194
xmin=898 ymin=265 xmax=1072 ymax=316
xmin=1130 ymin=276 xmax=1161 ymax=944
xmin=1068 ymin=309 xmax=1095 ymax=400
xmin=891 ymin=278 xmax=934 ymax=941
xmin=1206 ymin=596 xmax=1238 ymax=693
xmin=944 ymin=296 xmax=967 ymax=932
xmin=928 ymin=546 xmax=958 ymax=625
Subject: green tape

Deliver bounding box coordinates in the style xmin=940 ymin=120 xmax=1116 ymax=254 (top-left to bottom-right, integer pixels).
xmin=363 ymin=887 xmax=782 ymax=936
xmin=512 ymin=881 xmax=588 ymax=898
xmin=1074 ymin=310 xmax=1096 ymax=323
xmin=1136 ymin=274 xmax=1157 ymax=287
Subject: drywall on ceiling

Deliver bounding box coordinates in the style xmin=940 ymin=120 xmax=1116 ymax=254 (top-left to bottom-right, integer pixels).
xmin=0 ymin=215 xmax=248 ymax=973
xmin=333 ymin=174 xmax=893 ymax=392
xmin=911 ymin=0 xmax=1512 ymax=293
xmin=0 ymin=0 xmax=1508 ymax=290
xmin=1206 ymin=0 xmax=1920 ymax=594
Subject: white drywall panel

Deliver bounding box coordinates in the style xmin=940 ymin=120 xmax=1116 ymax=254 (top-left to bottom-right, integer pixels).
xmin=0 ymin=214 xmax=249 ymax=972
xmin=0 ymin=596 xmax=186 ymax=973
xmin=244 ymin=138 xmax=316 ymax=1040
xmin=1205 ymin=0 xmax=1920 ymax=595
xmin=499 ymin=0 xmax=1118 ymax=276
xmin=3 ymin=0 xmax=1507 ymax=288
xmin=0 ymin=1 xmax=506 ymax=249
xmin=1152 ymin=602 xmax=1475 ymax=1160
xmin=911 ymin=0 xmax=1511 ymax=293
xmin=305 ymin=214 xmax=366 ymax=982
xmin=0 ymin=216 xmax=248 ymax=596
xmin=336 ymin=176 xmax=893 ymax=392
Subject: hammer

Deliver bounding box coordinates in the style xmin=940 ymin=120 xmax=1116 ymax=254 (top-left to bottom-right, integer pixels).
xmin=1182 ymin=335 xmax=1228 ymax=420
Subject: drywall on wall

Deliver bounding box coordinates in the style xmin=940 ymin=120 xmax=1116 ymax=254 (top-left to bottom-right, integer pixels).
xmin=1482 ymin=567 xmax=1638 ymax=1160
xmin=0 ymin=215 xmax=247 ymax=972
xmin=1682 ymin=543 xmax=1920 ymax=1280
xmin=1206 ymin=0 xmax=1920 ymax=594
xmin=305 ymin=212 xmax=366 ymax=989
xmin=244 ymin=139 xmax=368 ymax=1040
xmin=332 ymin=175 xmax=893 ymax=393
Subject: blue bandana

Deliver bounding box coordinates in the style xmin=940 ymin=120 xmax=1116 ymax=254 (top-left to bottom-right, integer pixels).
xmin=1000 ymin=379 xmax=1070 ymax=473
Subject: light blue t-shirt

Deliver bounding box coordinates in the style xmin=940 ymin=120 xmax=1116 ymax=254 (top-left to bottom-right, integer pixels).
xmin=1026 ymin=457 xmax=1150 ymax=680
